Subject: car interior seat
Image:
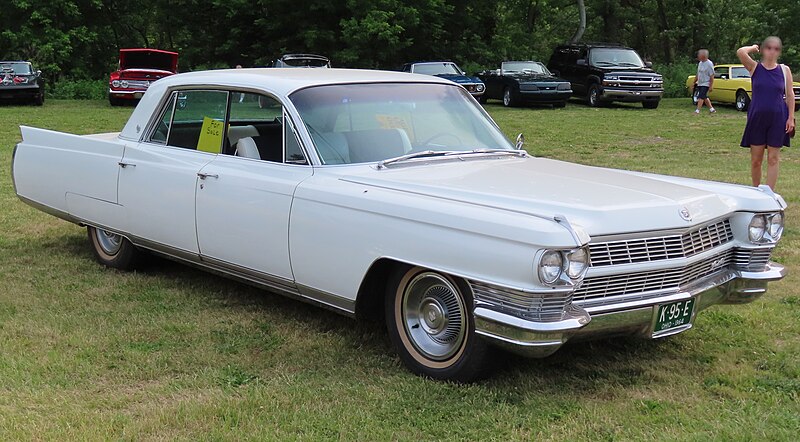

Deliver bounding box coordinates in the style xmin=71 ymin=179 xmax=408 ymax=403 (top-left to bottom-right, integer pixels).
xmin=234 ymin=137 xmax=261 ymax=160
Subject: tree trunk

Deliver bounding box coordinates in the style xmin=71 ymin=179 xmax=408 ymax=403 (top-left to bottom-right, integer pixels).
xmin=569 ymin=0 xmax=586 ymax=44
xmin=655 ymin=0 xmax=673 ymax=63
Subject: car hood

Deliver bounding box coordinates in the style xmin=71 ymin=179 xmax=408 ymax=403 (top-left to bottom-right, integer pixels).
xmin=119 ymin=49 xmax=178 ymax=73
xmin=603 ymin=68 xmax=659 ymax=76
xmin=434 ymin=74 xmax=482 ymax=85
xmin=338 ymin=157 xmax=742 ymax=236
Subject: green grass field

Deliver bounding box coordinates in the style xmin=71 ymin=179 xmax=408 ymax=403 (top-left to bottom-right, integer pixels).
xmin=1 ymin=99 xmax=798 ymax=441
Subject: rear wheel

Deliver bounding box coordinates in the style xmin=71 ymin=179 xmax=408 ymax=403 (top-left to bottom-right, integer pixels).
xmin=87 ymin=226 xmax=144 ymax=270
xmin=736 ymin=90 xmax=750 ymax=112
xmin=385 ymin=266 xmax=491 ymax=382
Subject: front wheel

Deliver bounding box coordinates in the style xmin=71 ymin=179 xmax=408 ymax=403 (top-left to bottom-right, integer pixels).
xmin=109 ymin=97 xmax=124 ymax=107
xmin=502 ymin=87 xmax=516 ymax=107
xmin=553 ymin=101 xmax=566 ymax=108
xmin=642 ymin=100 xmax=660 ymax=109
xmin=588 ymin=84 xmax=603 ymax=107
xmin=87 ymin=226 xmax=144 ymax=270
xmin=736 ymin=90 xmax=750 ymax=112
xmin=385 ymin=266 xmax=491 ymax=382
xmin=477 ymin=94 xmax=488 ymax=104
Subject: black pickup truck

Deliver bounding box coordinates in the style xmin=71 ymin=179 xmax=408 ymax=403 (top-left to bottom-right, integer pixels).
xmin=548 ymin=43 xmax=663 ymax=109
xmin=0 ymin=61 xmax=44 ymax=105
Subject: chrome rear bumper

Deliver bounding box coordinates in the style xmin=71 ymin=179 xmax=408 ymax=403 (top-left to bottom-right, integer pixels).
xmin=474 ymin=262 xmax=786 ymax=357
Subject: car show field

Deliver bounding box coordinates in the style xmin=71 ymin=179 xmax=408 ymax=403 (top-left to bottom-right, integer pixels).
xmin=0 ymin=98 xmax=798 ymax=439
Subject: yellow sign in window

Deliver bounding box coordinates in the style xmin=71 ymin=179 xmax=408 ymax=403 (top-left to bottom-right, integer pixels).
xmin=197 ymin=117 xmax=224 ymax=153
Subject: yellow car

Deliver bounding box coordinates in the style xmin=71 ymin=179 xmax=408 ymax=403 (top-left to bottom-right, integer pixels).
xmin=686 ymin=63 xmax=800 ymax=112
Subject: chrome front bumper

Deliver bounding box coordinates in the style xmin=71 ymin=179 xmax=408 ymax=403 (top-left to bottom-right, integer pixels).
xmin=474 ymin=262 xmax=786 ymax=357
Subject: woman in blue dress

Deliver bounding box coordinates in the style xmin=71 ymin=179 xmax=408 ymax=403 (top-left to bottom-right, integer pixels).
xmin=737 ymin=37 xmax=795 ymax=190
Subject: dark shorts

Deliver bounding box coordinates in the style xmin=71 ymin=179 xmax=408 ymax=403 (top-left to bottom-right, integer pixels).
xmin=696 ymin=86 xmax=709 ymax=99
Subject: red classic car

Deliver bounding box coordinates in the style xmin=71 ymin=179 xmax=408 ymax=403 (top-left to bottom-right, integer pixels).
xmin=108 ymin=48 xmax=178 ymax=106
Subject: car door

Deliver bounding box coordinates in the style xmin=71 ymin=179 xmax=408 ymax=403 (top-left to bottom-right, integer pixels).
xmin=709 ymin=66 xmax=729 ymax=102
xmin=194 ymin=91 xmax=313 ymax=281
xmin=117 ymin=89 xmax=228 ymax=256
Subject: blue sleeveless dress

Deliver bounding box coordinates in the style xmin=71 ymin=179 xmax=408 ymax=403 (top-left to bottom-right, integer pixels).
xmin=740 ymin=63 xmax=790 ymax=148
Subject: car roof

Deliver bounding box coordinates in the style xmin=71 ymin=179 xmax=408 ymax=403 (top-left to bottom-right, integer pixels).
xmin=154 ymin=68 xmax=452 ymax=95
xmin=715 ymin=64 xmax=745 ymax=68
xmin=280 ymin=53 xmax=329 ymax=60
xmin=556 ymin=43 xmax=634 ymax=50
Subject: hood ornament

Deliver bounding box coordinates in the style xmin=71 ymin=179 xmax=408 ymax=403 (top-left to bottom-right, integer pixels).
xmin=679 ymin=207 xmax=692 ymax=221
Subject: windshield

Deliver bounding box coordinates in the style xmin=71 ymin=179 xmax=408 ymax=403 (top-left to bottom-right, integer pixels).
xmin=282 ymin=57 xmax=330 ymax=68
xmin=0 ymin=62 xmax=32 ymax=75
xmin=413 ymin=63 xmax=462 ymax=76
xmin=502 ymin=62 xmax=549 ymax=74
xmin=589 ymin=48 xmax=645 ymax=68
xmin=731 ymin=67 xmax=750 ymax=79
xmin=290 ymin=83 xmax=514 ymax=165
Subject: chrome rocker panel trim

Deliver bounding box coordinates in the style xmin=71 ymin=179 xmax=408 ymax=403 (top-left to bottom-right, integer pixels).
xmin=474 ymin=262 xmax=786 ymax=357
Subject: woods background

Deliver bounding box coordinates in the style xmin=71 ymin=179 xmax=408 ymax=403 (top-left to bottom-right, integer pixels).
xmin=1 ymin=0 xmax=799 ymax=98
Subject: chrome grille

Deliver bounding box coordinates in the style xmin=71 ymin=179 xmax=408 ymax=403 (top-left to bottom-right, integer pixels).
xmin=123 ymin=80 xmax=151 ymax=89
xmin=733 ymin=247 xmax=772 ymax=271
xmin=590 ymin=219 xmax=733 ymax=267
xmin=573 ymin=249 xmax=734 ymax=306
xmin=470 ymin=281 xmax=569 ymax=321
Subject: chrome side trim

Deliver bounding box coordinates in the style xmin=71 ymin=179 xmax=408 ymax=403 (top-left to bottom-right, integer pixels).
xmin=11 ymin=142 xmax=19 ymax=194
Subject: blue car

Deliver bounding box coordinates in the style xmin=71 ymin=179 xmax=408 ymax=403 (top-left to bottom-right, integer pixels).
xmin=402 ymin=61 xmax=485 ymax=99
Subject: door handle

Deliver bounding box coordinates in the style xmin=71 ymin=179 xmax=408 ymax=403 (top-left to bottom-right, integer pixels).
xmin=197 ymin=172 xmax=219 ymax=180
xmin=118 ymin=161 xmax=136 ymax=168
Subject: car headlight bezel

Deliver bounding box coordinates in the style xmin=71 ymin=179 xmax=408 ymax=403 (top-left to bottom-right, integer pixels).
xmin=537 ymin=246 xmax=590 ymax=286
xmin=111 ymin=79 xmax=120 ymax=88
xmin=748 ymin=212 xmax=784 ymax=243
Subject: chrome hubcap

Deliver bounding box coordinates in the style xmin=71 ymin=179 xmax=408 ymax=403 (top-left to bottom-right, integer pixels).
xmin=504 ymin=89 xmax=510 ymax=106
xmin=590 ymin=89 xmax=597 ymax=104
xmin=737 ymin=96 xmax=745 ymax=109
xmin=96 ymin=229 xmax=122 ymax=255
xmin=402 ymin=273 xmax=466 ymax=361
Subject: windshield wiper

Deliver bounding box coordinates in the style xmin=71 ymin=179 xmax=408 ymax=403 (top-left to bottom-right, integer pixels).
xmin=617 ymin=62 xmax=641 ymax=67
xmin=377 ymin=149 xmax=527 ymax=169
xmin=376 ymin=150 xmax=458 ymax=169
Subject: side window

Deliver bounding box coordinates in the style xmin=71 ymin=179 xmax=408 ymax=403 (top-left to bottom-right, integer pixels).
xmin=166 ymin=90 xmax=229 ymax=152
xmin=714 ymin=67 xmax=728 ymax=79
xmin=226 ymin=91 xmax=307 ymax=164
xmin=149 ymin=93 xmax=176 ymax=144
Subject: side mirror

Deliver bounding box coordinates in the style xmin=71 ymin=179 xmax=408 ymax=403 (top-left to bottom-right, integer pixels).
xmin=36 ymin=70 xmax=42 ymax=76
xmin=645 ymin=61 xmax=653 ymax=68
xmin=515 ymin=133 xmax=525 ymax=150
xmin=461 ymin=71 xmax=466 ymax=76
xmin=576 ymin=59 xmax=587 ymax=66
xmin=551 ymin=70 xmax=560 ymax=77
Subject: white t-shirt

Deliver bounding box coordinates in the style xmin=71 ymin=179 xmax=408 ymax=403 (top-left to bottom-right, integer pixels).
xmin=696 ymin=60 xmax=714 ymax=87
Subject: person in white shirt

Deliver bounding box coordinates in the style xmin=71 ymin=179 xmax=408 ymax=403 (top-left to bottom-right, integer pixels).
xmin=693 ymin=49 xmax=716 ymax=114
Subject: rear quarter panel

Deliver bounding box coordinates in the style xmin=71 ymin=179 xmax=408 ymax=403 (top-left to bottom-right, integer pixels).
xmin=13 ymin=127 xmax=125 ymax=226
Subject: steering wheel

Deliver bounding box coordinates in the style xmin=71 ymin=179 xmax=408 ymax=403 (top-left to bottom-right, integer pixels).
xmin=420 ymin=132 xmax=462 ymax=148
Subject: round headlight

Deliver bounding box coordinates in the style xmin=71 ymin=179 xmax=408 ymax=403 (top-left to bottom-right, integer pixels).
xmin=120 ymin=80 xmax=129 ymax=88
xmin=539 ymin=250 xmax=564 ymax=284
xmin=476 ymin=84 xmax=485 ymax=92
xmin=748 ymin=215 xmax=766 ymax=242
xmin=566 ymin=248 xmax=589 ymax=279
xmin=769 ymin=213 xmax=784 ymax=240
xmin=111 ymin=80 xmax=120 ymax=88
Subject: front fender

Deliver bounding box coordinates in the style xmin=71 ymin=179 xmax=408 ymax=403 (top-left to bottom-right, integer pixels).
xmin=289 ymin=173 xmax=578 ymax=302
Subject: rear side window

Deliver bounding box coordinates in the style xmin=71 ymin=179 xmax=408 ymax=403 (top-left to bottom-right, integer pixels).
xmin=149 ymin=90 xmax=229 ymax=152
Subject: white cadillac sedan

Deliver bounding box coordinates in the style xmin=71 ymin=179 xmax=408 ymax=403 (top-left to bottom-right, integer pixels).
xmin=12 ymin=69 xmax=786 ymax=381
